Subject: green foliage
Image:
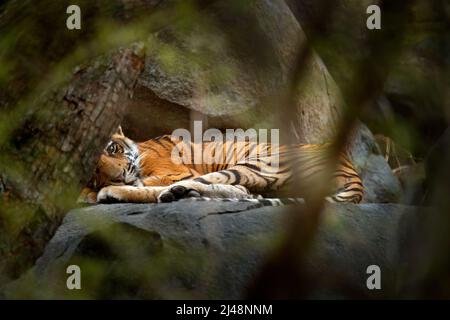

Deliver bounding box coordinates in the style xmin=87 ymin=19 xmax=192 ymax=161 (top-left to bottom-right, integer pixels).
xmin=0 ymin=0 xmax=449 ymax=299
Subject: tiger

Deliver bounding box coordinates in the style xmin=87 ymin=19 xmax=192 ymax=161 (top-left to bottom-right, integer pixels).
xmin=79 ymin=126 xmax=364 ymax=204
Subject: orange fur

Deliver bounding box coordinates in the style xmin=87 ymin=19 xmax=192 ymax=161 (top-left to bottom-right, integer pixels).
xmin=79 ymin=128 xmax=364 ymax=204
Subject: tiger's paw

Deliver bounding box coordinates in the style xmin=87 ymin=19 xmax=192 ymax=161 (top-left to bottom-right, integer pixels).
xmin=157 ymin=181 xmax=252 ymax=203
xmin=77 ymin=188 xmax=98 ymax=204
xmin=97 ymin=186 xmax=128 ymax=203
xmin=158 ymin=185 xmax=202 ymax=203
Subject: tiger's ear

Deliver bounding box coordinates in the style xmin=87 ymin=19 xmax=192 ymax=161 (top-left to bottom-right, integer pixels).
xmin=116 ymin=125 xmax=124 ymax=137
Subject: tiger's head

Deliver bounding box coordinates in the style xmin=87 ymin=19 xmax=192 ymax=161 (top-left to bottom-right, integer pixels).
xmin=88 ymin=126 xmax=142 ymax=191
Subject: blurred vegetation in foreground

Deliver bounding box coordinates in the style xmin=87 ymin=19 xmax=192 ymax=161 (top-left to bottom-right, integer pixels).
xmin=0 ymin=0 xmax=449 ymax=299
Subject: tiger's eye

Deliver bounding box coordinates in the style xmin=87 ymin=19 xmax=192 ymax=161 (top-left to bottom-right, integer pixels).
xmin=105 ymin=142 xmax=125 ymax=155
xmin=106 ymin=142 xmax=117 ymax=154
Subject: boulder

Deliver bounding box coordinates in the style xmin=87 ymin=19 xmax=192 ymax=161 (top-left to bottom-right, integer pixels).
xmin=349 ymin=122 xmax=402 ymax=203
xmin=2 ymin=201 xmax=422 ymax=299
xmin=125 ymin=0 xmax=345 ymax=143
xmin=359 ymin=155 xmax=402 ymax=203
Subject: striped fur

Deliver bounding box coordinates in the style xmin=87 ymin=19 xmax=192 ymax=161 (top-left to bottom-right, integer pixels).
xmin=79 ymin=127 xmax=364 ymax=204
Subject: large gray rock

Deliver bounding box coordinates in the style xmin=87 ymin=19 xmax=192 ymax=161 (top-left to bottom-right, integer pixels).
xmin=349 ymin=122 xmax=402 ymax=203
xmin=133 ymin=0 xmax=344 ymax=143
xmin=2 ymin=201 xmax=422 ymax=299
xmin=359 ymin=155 xmax=402 ymax=203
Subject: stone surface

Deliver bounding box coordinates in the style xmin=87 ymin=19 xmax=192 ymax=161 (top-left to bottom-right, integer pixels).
xmin=133 ymin=0 xmax=344 ymax=143
xmin=349 ymin=123 xmax=402 ymax=203
xmin=2 ymin=201 xmax=421 ymax=299
xmin=359 ymin=155 xmax=402 ymax=203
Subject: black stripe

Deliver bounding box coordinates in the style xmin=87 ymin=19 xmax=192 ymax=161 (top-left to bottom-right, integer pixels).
xmin=260 ymin=199 xmax=274 ymax=206
xmin=145 ymin=146 xmax=163 ymax=157
xmin=227 ymin=169 xmax=241 ymax=185
xmin=333 ymin=170 xmax=359 ymax=178
xmin=194 ymin=177 xmax=211 ymax=185
xmin=218 ymin=171 xmax=231 ymax=180
xmin=153 ymin=138 xmax=170 ymax=151
xmin=339 ymin=187 xmax=364 ymax=193
xmin=344 ymin=181 xmax=364 ymax=188
xmin=236 ymin=163 xmax=262 ymax=172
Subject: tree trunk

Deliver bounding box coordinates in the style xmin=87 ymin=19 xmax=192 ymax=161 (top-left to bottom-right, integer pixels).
xmin=0 ymin=47 xmax=144 ymax=282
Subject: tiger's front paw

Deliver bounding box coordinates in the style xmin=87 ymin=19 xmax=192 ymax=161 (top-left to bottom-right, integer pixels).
xmin=77 ymin=188 xmax=98 ymax=204
xmin=97 ymin=186 xmax=127 ymax=203
xmin=157 ymin=181 xmax=252 ymax=203
xmin=158 ymin=184 xmax=201 ymax=203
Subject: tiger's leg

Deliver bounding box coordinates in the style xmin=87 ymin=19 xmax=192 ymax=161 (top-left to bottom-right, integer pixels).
xmin=77 ymin=187 xmax=98 ymax=204
xmin=157 ymin=163 xmax=283 ymax=202
xmin=327 ymin=187 xmax=363 ymax=204
xmin=97 ymin=185 xmax=167 ymax=203
xmin=326 ymin=173 xmax=364 ymax=204
xmin=158 ymin=181 xmax=254 ymax=202
xmin=158 ymin=162 xmax=364 ymax=203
